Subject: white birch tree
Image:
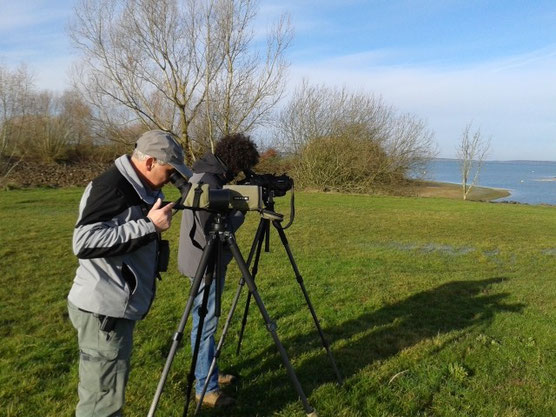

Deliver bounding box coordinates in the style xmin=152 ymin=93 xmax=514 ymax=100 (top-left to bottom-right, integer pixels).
xmin=456 ymin=123 xmax=490 ymax=200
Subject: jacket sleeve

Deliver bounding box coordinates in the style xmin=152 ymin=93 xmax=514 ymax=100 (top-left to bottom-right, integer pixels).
xmin=73 ymin=182 xmax=158 ymax=259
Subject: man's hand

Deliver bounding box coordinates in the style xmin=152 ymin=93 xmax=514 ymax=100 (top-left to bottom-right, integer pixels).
xmin=147 ymin=198 xmax=175 ymax=232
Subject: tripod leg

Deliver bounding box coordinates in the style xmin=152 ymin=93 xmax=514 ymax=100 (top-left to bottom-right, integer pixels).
xmin=226 ymin=232 xmax=318 ymax=417
xmin=236 ymin=218 xmax=267 ymax=355
xmin=272 ymin=220 xmax=343 ymax=385
xmin=147 ymin=235 xmax=217 ymax=417
xmin=215 ymin=235 xmax=223 ymax=318
xmin=264 ymin=217 xmax=271 ymax=252
xmin=246 ymin=217 xmax=268 ymax=267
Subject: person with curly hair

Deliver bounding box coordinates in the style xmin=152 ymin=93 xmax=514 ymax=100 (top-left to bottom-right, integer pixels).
xmin=177 ymin=133 xmax=259 ymax=408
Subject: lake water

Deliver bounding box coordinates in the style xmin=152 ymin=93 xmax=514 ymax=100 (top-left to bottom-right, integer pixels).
xmin=417 ymin=159 xmax=556 ymax=205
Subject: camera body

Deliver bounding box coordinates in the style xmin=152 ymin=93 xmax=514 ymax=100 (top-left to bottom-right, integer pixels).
xmin=168 ymin=171 xmax=263 ymax=212
xmin=239 ymin=170 xmax=293 ymax=200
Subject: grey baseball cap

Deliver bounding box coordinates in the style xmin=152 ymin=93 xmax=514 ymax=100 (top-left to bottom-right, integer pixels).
xmin=135 ymin=130 xmax=192 ymax=179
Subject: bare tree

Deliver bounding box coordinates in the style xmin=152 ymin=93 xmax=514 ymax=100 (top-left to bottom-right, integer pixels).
xmin=277 ymin=81 xmax=394 ymax=154
xmin=209 ymin=2 xmax=291 ymax=138
xmin=277 ymin=81 xmax=436 ymax=187
xmin=29 ymin=91 xmax=74 ymax=161
xmin=0 ymin=64 xmax=34 ymax=182
xmin=69 ymin=0 xmax=291 ymax=160
xmin=384 ymin=112 xmax=436 ymax=177
xmin=59 ymin=89 xmax=93 ymax=146
xmin=456 ymin=123 xmax=490 ymax=200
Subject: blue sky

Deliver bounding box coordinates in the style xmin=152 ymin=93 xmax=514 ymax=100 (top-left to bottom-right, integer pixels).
xmin=1 ymin=0 xmax=556 ymax=161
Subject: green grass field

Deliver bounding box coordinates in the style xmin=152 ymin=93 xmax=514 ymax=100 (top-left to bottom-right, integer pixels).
xmin=1 ymin=187 xmax=554 ymax=417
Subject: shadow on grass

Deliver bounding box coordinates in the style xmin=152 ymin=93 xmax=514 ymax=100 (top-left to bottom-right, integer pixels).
xmin=204 ymin=277 xmax=525 ymax=416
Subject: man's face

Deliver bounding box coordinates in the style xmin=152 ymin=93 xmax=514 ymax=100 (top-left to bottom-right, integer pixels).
xmin=147 ymin=161 xmax=175 ymax=189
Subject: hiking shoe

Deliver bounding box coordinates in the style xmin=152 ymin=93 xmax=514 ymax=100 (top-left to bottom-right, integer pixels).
xmin=196 ymin=390 xmax=235 ymax=408
xmin=218 ymin=373 xmax=238 ymax=386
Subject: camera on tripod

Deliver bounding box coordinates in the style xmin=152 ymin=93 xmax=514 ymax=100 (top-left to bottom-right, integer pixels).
xmin=239 ymin=169 xmax=293 ymax=201
xmin=167 ymin=168 xmax=293 ymax=223
xmin=168 ymin=171 xmax=264 ymax=212
xmin=235 ymin=169 xmax=295 ymax=225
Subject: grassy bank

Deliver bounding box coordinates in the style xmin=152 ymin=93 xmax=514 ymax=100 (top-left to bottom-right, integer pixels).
xmin=1 ymin=188 xmax=554 ymax=416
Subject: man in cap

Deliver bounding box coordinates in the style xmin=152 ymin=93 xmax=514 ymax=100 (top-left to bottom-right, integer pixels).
xmin=67 ymin=130 xmax=191 ymax=417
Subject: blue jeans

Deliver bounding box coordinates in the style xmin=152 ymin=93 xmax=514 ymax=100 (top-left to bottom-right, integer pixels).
xmin=190 ymin=274 xmax=224 ymax=394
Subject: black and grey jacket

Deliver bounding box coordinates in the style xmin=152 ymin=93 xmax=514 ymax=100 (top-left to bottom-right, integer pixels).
xmin=177 ymin=153 xmax=244 ymax=279
xmin=67 ymin=155 xmax=163 ymax=320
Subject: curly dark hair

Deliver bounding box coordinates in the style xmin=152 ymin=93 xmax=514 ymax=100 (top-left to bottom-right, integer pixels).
xmin=214 ymin=133 xmax=259 ymax=175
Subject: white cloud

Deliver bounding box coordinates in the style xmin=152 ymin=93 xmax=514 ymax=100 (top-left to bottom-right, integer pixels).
xmin=289 ymin=48 xmax=556 ymax=160
xmin=2 ymin=0 xmax=553 ymax=161
xmin=33 ymin=55 xmax=76 ymax=92
xmin=0 ymin=0 xmax=75 ymax=85
xmin=0 ymin=1 xmax=71 ymax=32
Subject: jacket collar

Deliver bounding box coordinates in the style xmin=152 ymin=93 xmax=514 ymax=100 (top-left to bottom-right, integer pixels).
xmin=115 ymin=155 xmax=164 ymax=205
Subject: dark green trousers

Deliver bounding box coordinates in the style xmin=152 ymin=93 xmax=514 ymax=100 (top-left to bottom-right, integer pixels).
xmin=68 ymin=302 xmax=135 ymax=417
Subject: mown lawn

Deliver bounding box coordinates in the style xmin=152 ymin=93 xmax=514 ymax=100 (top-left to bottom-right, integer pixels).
xmin=0 ymin=187 xmax=554 ymax=417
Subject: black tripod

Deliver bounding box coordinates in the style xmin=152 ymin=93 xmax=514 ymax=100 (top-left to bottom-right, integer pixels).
xmin=148 ymin=212 xmax=323 ymax=417
xmin=194 ymin=199 xmax=343 ymax=414
xmin=236 ymin=200 xmax=343 ymax=385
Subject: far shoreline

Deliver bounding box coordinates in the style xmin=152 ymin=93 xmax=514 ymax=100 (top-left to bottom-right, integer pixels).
xmin=411 ymin=180 xmax=511 ymax=202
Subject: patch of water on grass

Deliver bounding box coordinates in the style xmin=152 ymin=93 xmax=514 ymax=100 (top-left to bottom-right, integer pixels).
xmin=420 ymin=243 xmax=475 ymax=256
xmin=358 ymin=241 xmax=476 ymax=256
xmin=482 ymin=249 xmax=500 ymax=258
xmin=386 ymin=242 xmax=417 ymax=252
xmin=542 ymin=248 xmax=556 ymax=256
